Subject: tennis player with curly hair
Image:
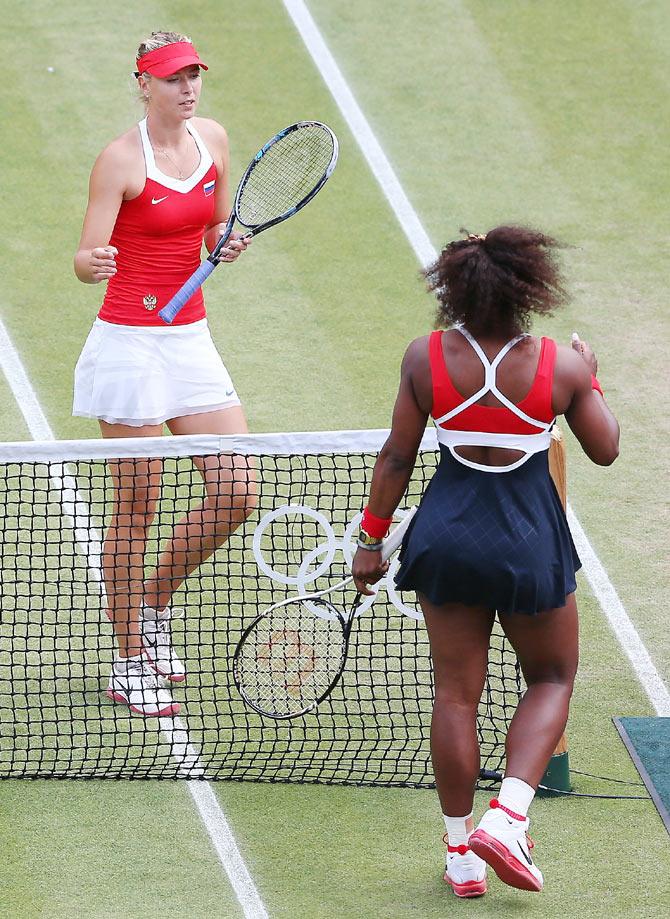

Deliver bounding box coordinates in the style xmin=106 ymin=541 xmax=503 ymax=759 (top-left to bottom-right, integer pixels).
xmin=352 ymin=226 xmax=619 ymax=896
xmin=73 ymin=31 xmax=254 ymax=718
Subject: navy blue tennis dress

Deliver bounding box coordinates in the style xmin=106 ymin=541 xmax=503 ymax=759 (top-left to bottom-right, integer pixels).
xmin=395 ymin=328 xmax=581 ymax=615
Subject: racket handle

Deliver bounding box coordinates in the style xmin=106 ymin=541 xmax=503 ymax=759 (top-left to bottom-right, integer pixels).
xmin=380 ymin=506 xmax=417 ymax=561
xmin=159 ymin=260 xmax=217 ymax=324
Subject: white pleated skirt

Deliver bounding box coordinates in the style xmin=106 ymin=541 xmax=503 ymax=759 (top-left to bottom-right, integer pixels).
xmin=73 ymin=318 xmax=240 ymax=427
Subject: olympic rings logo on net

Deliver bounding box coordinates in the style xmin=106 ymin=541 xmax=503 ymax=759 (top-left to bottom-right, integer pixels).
xmin=251 ymin=504 xmax=422 ymax=621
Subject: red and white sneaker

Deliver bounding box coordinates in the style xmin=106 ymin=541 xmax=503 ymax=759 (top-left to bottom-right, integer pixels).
xmin=141 ymin=606 xmax=186 ymax=683
xmin=444 ymin=839 xmax=487 ymax=898
xmin=469 ymin=800 xmax=543 ymax=892
xmin=107 ymin=658 xmax=180 ymax=717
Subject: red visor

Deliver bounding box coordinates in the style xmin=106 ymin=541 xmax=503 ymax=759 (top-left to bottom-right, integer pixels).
xmin=136 ymin=41 xmax=208 ymax=78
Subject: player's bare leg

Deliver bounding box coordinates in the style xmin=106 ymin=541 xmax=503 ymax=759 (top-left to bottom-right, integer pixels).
xmin=143 ymin=406 xmax=257 ymax=612
xmin=141 ymin=407 xmax=257 ymax=680
xmin=470 ymin=596 xmax=578 ymax=891
xmin=100 ymin=421 xmax=178 ymax=717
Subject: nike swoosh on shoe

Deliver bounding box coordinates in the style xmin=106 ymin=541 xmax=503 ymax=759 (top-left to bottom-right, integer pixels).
xmin=517 ymin=841 xmax=534 ymax=866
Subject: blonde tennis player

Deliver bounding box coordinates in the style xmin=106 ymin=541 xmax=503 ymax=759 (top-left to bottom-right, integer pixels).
xmin=73 ymin=31 xmax=254 ymax=717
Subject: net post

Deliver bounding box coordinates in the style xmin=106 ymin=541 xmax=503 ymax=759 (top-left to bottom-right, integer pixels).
xmin=538 ymin=733 xmax=572 ymax=797
xmin=538 ymin=427 xmax=572 ymax=796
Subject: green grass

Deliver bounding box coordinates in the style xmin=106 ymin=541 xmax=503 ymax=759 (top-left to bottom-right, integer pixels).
xmin=0 ymin=1 xmax=668 ymax=917
xmin=0 ymin=780 xmax=243 ymax=919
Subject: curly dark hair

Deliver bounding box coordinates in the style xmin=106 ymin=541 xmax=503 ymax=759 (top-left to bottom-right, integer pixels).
xmin=425 ymin=225 xmax=568 ymax=337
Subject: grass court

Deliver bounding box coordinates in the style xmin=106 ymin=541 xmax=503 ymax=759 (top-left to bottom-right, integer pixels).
xmin=0 ymin=1 xmax=668 ymax=916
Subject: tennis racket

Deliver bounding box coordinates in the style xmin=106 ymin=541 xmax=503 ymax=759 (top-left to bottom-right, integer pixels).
xmin=159 ymin=120 xmax=339 ymax=324
xmin=232 ymin=505 xmax=418 ymax=719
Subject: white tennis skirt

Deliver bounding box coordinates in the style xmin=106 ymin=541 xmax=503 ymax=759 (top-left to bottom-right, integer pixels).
xmin=73 ymin=318 xmax=241 ymax=427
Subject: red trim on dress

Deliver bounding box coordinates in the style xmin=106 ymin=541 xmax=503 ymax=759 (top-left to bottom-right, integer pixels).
xmin=98 ymin=164 xmax=217 ymax=327
xmin=429 ymin=330 xmax=556 ymax=435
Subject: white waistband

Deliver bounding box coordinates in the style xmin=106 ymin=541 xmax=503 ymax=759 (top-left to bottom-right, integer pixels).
xmin=93 ymin=317 xmax=209 ymax=336
xmin=435 ymin=426 xmax=552 ymax=473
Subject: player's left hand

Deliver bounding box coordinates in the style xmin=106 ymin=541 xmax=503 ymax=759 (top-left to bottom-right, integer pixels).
xmin=571 ymin=332 xmax=598 ymax=375
xmin=216 ymin=230 xmax=251 ymax=262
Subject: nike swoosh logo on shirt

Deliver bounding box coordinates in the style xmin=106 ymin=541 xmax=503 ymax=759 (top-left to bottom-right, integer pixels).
xmin=151 ymin=196 xmax=169 ymax=205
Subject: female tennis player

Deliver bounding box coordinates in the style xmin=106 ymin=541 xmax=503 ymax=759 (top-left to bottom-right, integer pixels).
xmin=73 ymin=31 xmax=254 ymax=718
xmin=352 ymin=227 xmax=619 ymax=896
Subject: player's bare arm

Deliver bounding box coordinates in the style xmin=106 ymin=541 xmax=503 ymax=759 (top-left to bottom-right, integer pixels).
xmin=73 ymin=134 xmax=141 ymax=284
xmin=553 ymin=337 xmax=620 ymax=465
xmin=198 ymin=118 xmax=249 ymax=261
xmin=352 ymin=338 xmax=429 ymax=594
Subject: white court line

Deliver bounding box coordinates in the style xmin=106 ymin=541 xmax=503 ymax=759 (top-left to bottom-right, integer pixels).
xmin=282 ymin=0 xmax=436 ymax=267
xmin=0 ymin=318 xmax=269 ymax=919
xmin=283 ymin=0 xmax=670 ymax=716
xmin=568 ymin=508 xmax=670 ymax=716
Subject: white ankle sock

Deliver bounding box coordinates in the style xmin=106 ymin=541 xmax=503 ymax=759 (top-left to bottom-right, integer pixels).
xmin=443 ymin=812 xmax=473 ymax=847
xmin=498 ymin=777 xmax=535 ymax=819
xmin=113 ymin=654 xmax=142 ymax=673
xmin=142 ymin=604 xmax=168 ymax=620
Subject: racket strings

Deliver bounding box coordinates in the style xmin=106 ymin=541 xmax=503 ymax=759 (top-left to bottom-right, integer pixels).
xmin=236 ymin=598 xmax=347 ymax=718
xmin=237 ymin=126 xmax=335 ymax=227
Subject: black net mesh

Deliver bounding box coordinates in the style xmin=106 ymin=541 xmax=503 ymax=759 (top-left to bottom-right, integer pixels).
xmin=236 ymin=123 xmax=336 ymax=227
xmin=0 ymin=433 xmax=521 ymax=785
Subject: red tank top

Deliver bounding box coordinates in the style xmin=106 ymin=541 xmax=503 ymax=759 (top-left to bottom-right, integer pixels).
xmin=98 ymin=118 xmax=217 ymax=326
xmin=429 ymin=330 xmax=556 ymax=435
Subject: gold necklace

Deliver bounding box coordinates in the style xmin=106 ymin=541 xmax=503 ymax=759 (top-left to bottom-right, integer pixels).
xmin=152 ymin=134 xmax=191 ymax=180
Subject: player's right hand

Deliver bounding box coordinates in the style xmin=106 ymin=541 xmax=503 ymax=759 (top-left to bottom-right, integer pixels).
xmin=89 ymin=246 xmax=118 ymax=282
xmin=352 ymin=548 xmax=390 ymax=597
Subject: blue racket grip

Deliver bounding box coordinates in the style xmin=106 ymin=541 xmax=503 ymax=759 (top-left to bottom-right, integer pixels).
xmin=159 ymin=260 xmax=217 ymax=324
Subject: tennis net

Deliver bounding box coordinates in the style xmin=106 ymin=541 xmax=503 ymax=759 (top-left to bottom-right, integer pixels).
xmin=0 ymin=429 xmax=521 ymax=784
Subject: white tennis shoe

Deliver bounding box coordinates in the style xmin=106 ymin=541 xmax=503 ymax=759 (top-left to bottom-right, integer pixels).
xmin=141 ymin=606 xmax=186 ymax=683
xmin=443 ymin=838 xmax=487 ymax=898
xmin=469 ymin=800 xmax=544 ymax=892
xmin=106 ymin=658 xmax=180 ymax=717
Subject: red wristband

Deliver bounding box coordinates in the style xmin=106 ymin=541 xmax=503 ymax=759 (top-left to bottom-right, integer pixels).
xmin=360 ymin=507 xmax=392 ymax=539
xmin=591 ymin=374 xmax=604 ymax=396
